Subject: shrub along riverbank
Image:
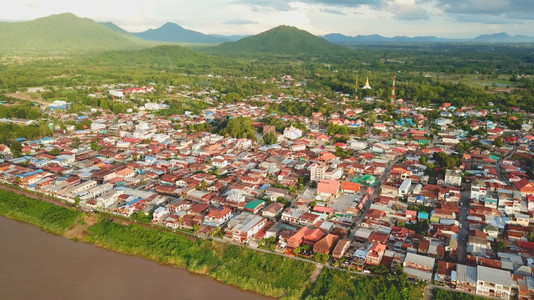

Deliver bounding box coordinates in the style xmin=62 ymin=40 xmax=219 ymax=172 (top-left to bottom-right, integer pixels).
xmin=0 ymin=189 xmax=314 ymax=299
xmin=85 ymin=219 xmax=315 ymax=299
xmin=302 ymin=267 xmax=426 ymax=300
xmin=0 ymin=189 xmax=82 ymax=234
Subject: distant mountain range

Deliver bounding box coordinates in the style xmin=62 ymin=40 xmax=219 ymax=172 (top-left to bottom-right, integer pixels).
xmin=132 ymin=22 xmax=228 ymax=44
xmin=321 ymin=32 xmax=534 ymax=44
xmin=321 ymin=33 xmax=462 ymax=44
xmin=0 ymin=13 xmax=533 ymax=53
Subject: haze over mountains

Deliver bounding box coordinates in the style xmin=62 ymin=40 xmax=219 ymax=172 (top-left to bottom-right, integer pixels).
xmin=0 ymin=13 xmax=156 ymax=51
xmin=132 ymin=22 xmax=228 ymax=44
xmin=0 ymin=13 xmax=533 ymax=53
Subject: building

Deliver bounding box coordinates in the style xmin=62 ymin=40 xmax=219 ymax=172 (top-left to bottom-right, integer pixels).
xmin=476 ymin=265 xmax=511 ymax=299
xmin=317 ymin=179 xmax=340 ymax=199
xmin=444 ymin=169 xmax=462 ymax=187
xmin=204 ymin=208 xmax=233 ymax=227
xmin=225 ymin=212 xmax=267 ymax=244
xmin=332 ymin=239 xmax=351 ymax=260
xmin=403 ymin=252 xmax=435 ymax=282
xmin=398 ymin=179 xmax=412 ymax=197
xmin=366 ymin=243 xmax=386 ymax=265
xmin=310 ymin=163 xmax=327 ymax=181
xmin=313 ymin=234 xmax=339 ymax=255
xmin=283 ymin=126 xmax=303 ymax=140
xmin=455 ymin=264 xmax=477 ymax=293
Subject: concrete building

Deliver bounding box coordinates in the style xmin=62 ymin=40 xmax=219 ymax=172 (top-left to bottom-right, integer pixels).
xmin=310 ymin=163 xmax=327 ymax=181
xmin=444 ymin=169 xmax=462 ymax=187
xmin=476 ymin=265 xmax=511 ymax=299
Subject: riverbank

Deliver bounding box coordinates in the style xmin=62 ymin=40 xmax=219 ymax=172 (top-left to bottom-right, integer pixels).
xmin=0 ymin=216 xmax=270 ymax=300
xmin=0 ymin=188 xmax=314 ymax=299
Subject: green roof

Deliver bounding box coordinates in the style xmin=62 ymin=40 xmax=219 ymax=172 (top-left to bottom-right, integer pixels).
xmin=352 ymin=174 xmax=377 ymax=186
xmin=244 ymin=199 xmax=265 ymax=210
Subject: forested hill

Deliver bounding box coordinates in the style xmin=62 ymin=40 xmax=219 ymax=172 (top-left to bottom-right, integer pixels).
xmin=208 ymin=25 xmax=345 ymax=56
xmin=87 ymin=45 xmax=235 ymax=71
xmin=133 ymin=22 xmax=228 ymax=44
xmin=0 ymin=13 xmax=158 ymax=51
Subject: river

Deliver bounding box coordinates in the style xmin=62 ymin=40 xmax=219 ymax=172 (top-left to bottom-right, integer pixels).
xmin=0 ymin=217 xmax=271 ymax=300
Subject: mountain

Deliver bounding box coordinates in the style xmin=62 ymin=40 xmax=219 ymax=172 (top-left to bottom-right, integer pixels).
xmin=469 ymin=32 xmax=534 ymax=43
xmin=100 ymin=21 xmax=132 ymax=36
xmin=0 ymin=13 xmax=158 ymax=51
xmin=322 ymin=33 xmax=462 ymax=44
xmin=209 ymin=25 xmax=342 ymax=55
xmin=133 ymin=22 xmax=227 ymax=44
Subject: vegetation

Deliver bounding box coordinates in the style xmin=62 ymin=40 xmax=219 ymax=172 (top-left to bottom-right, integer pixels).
xmin=218 ymin=117 xmax=257 ymax=141
xmin=0 ymin=188 xmax=81 ymax=234
xmin=0 ymin=13 xmax=158 ymax=51
xmin=432 ymin=288 xmax=486 ymax=300
xmin=302 ymin=267 xmax=426 ymax=300
xmin=263 ymin=132 xmax=278 ymax=144
xmin=86 ymin=219 xmax=314 ymax=299
xmin=208 ymin=25 xmax=343 ymax=56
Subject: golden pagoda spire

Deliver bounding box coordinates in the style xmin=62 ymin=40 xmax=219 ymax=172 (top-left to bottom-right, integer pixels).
xmin=362 ymin=77 xmax=372 ymax=89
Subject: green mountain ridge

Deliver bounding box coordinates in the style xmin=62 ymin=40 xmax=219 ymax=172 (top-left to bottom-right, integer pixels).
xmin=208 ymin=25 xmax=344 ymax=56
xmin=0 ymin=13 xmax=158 ymax=51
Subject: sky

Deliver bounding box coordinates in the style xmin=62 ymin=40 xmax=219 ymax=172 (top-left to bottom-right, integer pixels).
xmin=2 ymin=0 xmax=533 ymax=38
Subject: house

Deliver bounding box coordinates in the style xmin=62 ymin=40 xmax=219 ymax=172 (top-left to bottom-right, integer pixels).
xmin=261 ymin=202 xmax=285 ymax=218
xmin=299 ymin=212 xmax=321 ymax=227
xmin=366 ymin=243 xmax=386 ymax=265
xmin=373 ymin=123 xmax=387 ymax=132
xmin=332 ymin=239 xmax=351 ymax=260
xmin=476 ymin=265 xmax=511 ymax=299
xmin=284 ymin=126 xmax=303 ymax=140
xmin=398 ymin=179 xmax=412 ymax=196
xmin=444 ymin=169 xmax=462 ymax=187
xmin=204 ymin=208 xmax=233 ymax=227
xmin=317 ymin=179 xmax=340 ymax=199
xmin=313 ymin=234 xmax=339 ymax=255
xmin=403 ymin=252 xmax=435 ymax=282
xmin=514 ymin=178 xmax=534 ymax=196
xmin=225 ymin=212 xmax=267 ymax=244
xmin=456 ymin=264 xmax=477 ymax=293
xmin=244 ymin=199 xmax=265 ymax=214
xmin=435 ymin=261 xmax=456 ymax=284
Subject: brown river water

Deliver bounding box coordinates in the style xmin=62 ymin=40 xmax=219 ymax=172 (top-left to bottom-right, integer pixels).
xmin=0 ymin=217 xmax=272 ymax=300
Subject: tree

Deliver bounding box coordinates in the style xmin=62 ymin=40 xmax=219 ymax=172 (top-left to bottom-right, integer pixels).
xmin=111 ymin=102 xmax=126 ymax=114
xmin=220 ymin=117 xmax=256 ymax=141
xmin=263 ymin=132 xmax=277 ymax=144
xmin=99 ymin=99 xmax=109 ymax=110
xmin=27 ymin=107 xmax=42 ymax=119
xmin=493 ymin=137 xmax=503 ymax=147
xmin=492 ymin=240 xmax=507 ymax=252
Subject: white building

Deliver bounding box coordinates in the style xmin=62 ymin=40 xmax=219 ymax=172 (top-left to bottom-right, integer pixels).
xmin=310 ymin=163 xmax=327 ymax=181
xmin=398 ymin=179 xmax=412 ymax=197
xmin=444 ymin=169 xmax=462 ymax=187
xmin=476 ymin=265 xmax=511 ymax=299
xmin=283 ymin=126 xmax=303 ymax=140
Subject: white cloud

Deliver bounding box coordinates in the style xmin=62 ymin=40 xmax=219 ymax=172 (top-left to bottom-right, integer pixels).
xmin=0 ymin=0 xmax=531 ymax=38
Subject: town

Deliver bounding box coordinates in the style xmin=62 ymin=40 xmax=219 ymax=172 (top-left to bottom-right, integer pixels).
xmin=1 ymin=76 xmax=533 ymax=300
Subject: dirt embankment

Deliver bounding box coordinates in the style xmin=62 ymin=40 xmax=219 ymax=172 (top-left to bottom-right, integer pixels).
xmin=64 ymin=214 xmax=98 ymax=240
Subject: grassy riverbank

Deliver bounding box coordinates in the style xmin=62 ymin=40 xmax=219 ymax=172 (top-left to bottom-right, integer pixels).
xmin=0 ymin=189 xmax=314 ymax=299
xmin=0 ymin=189 xmax=82 ymax=234
xmin=86 ymin=219 xmax=314 ymax=299
xmin=302 ymin=268 xmax=426 ymax=300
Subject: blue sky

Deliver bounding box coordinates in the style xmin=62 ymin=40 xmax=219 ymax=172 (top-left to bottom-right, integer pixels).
xmin=3 ymin=0 xmax=533 ymax=38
